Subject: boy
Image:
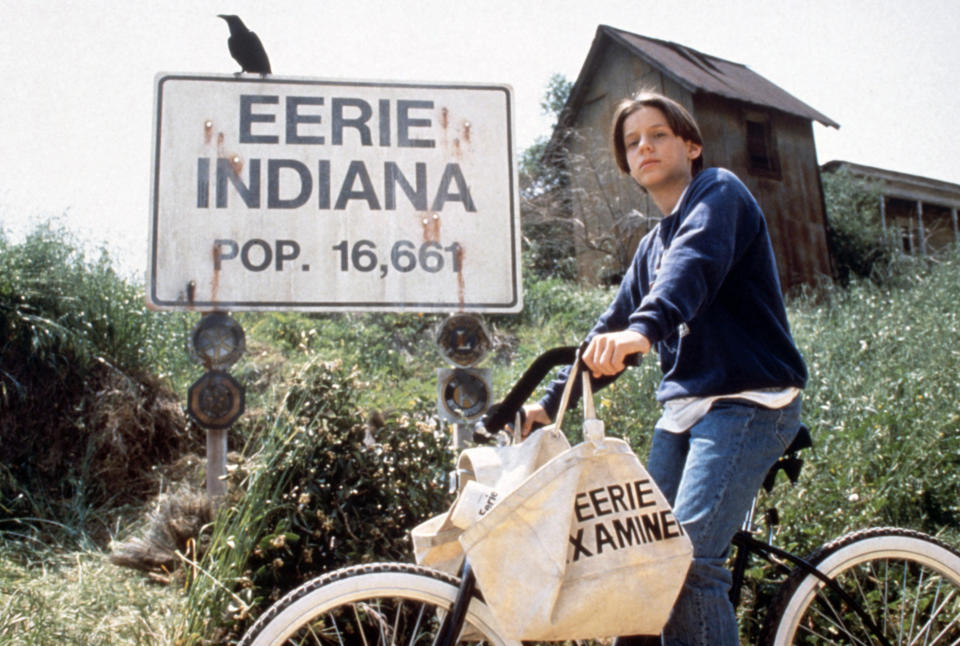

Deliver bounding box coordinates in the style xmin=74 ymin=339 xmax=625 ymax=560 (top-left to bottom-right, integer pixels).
xmin=521 ymin=91 xmax=807 ymax=645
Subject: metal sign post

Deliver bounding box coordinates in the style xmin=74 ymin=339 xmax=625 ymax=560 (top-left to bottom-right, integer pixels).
xmin=148 ymin=73 xmax=522 ymax=313
xmin=186 ymin=312 xmax=246 ymax=501
xmin=435 ymin=313 xmax=493 ymax=448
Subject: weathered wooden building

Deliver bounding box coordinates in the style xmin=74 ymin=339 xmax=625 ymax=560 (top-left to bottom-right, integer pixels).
xmin=821 ymin=160 xmax=960 ymax=255
xmin=545 ymin=25 xmax=839 ymax=290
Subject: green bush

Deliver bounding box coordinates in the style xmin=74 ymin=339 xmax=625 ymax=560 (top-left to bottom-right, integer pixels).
xmin=241 ymin=311 xmax=446 ymax=412
xmin=822 ymin=168 xmax=904 ymax=285
xmin=0 ymin=221 xmax=199 ymax=544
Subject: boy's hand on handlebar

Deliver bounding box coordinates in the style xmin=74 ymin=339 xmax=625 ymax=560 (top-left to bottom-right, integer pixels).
xmin=519 ymin=404 xmax=551 ymax=439
xmin=583 ymin=330 xmax=650 ymax=378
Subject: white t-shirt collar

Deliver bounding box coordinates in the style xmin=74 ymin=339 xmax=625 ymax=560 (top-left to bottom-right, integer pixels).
xmin=668 ymin=185 xmax=690 ymax=216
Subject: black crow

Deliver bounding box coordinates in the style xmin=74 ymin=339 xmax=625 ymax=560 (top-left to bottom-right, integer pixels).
xmin=218 ymin=15 xmax=271 ymax=75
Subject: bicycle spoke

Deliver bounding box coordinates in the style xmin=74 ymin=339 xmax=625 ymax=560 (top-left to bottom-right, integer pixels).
xmin=355 ymin=602 xmax=372 ymax=646
xmin=408 ymin=603 xmax=427 ymax=646
xmin=329 ymin=608 xmax=344 ymax=645
xmin=389 ymin=599 xmax=402 ymax=646
xmin=305 ymin=618 xmax=325 ymax=645
xmin=847 ymin=559 xmax=878 ymax=642
xmin=900 ymin=560 xmax=910 ymax=645
xmin=910 ymin=580 xmax=943 ymax=646
xmin=377 ymin=599 xmax=389 ymax=646
xmin=796 ymin=554 xmax=960 ymax=646
xmin=801 ymin=588 xmax=871 ymax=646
xmin=907 ymin=565 xmax=928 ymax=644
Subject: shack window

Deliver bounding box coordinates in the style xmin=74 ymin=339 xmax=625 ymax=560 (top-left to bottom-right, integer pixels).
xmin=745 ymin=115 xmax=780 ymax=177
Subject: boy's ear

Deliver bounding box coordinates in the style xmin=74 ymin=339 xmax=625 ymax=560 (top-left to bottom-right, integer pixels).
xmin=685 ymin=140 xmax=703 ymax=162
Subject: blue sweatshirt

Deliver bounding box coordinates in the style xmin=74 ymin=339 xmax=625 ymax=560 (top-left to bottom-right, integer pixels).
xmin=539 ymin=167 xmax=807 ymax=420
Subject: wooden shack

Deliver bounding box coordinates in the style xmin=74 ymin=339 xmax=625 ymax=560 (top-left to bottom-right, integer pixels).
xmin=544 ymin=25 xmax=839 ymax=290
xmin=821 ymin=160 xmax=960 ymax=255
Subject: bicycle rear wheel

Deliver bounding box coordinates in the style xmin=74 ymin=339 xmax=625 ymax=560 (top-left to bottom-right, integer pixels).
xmin=762 ymin=527 xmax=960 ymax=645
xmin=238 ymin=562 xmax=516 ymax=646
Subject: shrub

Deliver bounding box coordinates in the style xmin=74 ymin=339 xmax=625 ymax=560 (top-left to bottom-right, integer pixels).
xmin=179 ymin=358 xmax=453 ymax=643
xmin=822 ymin=168 xmax=903 ymax=285
xmin=774 ymin=253 xmax=960 ymax=549
xmin=0 ymin=222 xmax=200 ymax=544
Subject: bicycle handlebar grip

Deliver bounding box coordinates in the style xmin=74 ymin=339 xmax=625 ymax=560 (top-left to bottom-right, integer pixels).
xmin=575 ymin=339 xmax=643 ymax=370
xmin=480 ymin=346 xmax=577 ymax=433
xmin=480 ymin=345 xmax=643 ymax=433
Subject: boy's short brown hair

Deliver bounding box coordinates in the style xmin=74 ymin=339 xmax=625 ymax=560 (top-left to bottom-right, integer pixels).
xmin=611 ymin=91 xmax=704 ymax=176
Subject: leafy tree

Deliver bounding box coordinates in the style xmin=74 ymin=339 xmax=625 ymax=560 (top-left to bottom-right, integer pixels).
xmin=519 ymin=73 xmax=574 ymax=196
xmin=520 ymin=74 xmax=578 ymax=280
xmin=520 ymin=73 xmax=653 ymax=284
xmin=822 ymin=168 xmax=904 ymax=285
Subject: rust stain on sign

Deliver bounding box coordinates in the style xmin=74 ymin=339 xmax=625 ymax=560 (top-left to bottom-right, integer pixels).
xmin=210 ymin=244 xmax=222 ymax=304
xmin=456 ymin=245 xmax=466 ymax=309
xmin=214 ymin=133 xmax=244 ymax=174
xmin=452 ymin=121 xmax=472 ymax=160
xmin=422 ymin=213 xmax=441 ymax=242
xmin=204 ymin=120 xmax=214 ymax=144
xmin=440 ymin=107 xmax=449 ymax=130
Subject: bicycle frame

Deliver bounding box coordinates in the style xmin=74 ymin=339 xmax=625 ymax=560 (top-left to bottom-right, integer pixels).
xmin=434 ymin=561 xmax=478 ymax=646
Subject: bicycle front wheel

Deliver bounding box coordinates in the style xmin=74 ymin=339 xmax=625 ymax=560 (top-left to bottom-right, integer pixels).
xmin=762 ymin=527 xmax=960 ymax=645
xmin=238 ymin=562 xmax=517 ymax=646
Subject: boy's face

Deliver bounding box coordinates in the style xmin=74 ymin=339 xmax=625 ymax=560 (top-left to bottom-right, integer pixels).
xmin=622 ymin=106 xmax=702 ymax=194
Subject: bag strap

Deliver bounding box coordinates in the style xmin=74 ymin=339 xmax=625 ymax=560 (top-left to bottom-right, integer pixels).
xmin=581 ymin=369 xmax=606 ymax=441
xmin=553 ymin=352 xmax=603 ymax=441
xmin=581 ymin=370 xmax=595 ymax=419
xmin=551 ymin=350 xmax=582 ymax=433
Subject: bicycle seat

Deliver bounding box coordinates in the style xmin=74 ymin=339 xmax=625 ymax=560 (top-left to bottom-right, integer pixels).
xmin=761 ymin=424 xmax=812 ymax=492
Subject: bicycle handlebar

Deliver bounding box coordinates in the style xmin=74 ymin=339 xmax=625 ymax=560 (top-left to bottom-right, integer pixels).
xmin=479 ymin=344 xmax=642 ymax=434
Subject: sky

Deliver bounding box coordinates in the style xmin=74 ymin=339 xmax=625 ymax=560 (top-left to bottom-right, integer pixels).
xmin=1 ymin=0 xmax=958 ymax=278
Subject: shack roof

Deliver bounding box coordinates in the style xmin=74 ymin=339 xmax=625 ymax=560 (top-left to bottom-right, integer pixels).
xmin=822 ymin=160 xmax=960 ymax=207
xmin=558 ymin=25 xmax=840 ymax=132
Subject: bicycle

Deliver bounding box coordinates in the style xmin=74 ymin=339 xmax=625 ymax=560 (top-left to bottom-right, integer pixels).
xmin=239 ymin=346 xmax=960 ymax=646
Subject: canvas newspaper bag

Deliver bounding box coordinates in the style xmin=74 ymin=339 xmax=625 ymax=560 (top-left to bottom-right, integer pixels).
xmin=458 ymin=361 xmax=694 ymax=641
xmin=410 ymin=419 xmax=571 ymax=575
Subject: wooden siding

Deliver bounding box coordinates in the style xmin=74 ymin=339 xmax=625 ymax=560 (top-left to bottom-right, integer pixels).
xmin=693 ymin=94 xmax=833 ymax=289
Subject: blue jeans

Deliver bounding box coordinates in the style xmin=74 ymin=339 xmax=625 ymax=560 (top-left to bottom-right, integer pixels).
xmin=646 ymin=396 xmax=802 ymax=646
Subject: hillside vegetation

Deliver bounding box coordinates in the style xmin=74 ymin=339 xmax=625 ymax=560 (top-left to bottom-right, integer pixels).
xmin=1 ymin=222 xmax=958 ymax=644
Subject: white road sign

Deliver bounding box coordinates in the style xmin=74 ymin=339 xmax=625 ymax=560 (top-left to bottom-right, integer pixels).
xmin=148 ymin=73 xmax=521 ymax=312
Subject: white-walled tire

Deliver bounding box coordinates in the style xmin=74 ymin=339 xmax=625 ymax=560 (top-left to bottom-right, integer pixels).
xmin=762 ymin=527 xmax=960 ymax=645
xmin=238 ymin=562 xmax=517 ymax=646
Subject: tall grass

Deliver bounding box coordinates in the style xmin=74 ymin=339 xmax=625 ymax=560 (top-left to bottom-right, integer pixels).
xmin=0 ymin=220 xmax=194 ymax=387
xmin=0 ymin=545 xmax=184 ymax=645
xmin=777 ymin=254 xmax=960 ymax=546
